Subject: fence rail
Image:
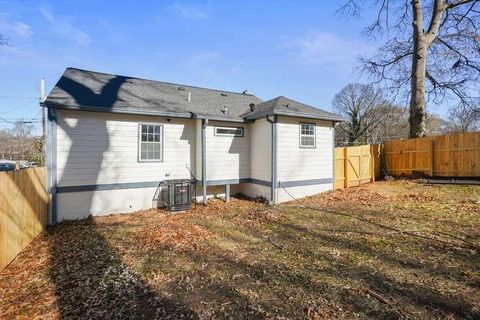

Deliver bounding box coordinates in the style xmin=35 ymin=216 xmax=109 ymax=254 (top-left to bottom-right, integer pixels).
xmin=0 ymin=167 xmax=48 ymax=270
xmin=384 ymin=132 xmax=480 ymax=177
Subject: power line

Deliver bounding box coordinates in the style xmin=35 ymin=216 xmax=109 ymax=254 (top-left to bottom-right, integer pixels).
xmin=0 ymin=117 xmax=19 ymax=125
xmin=0 ymin=95 xmax=37 ymax=99
xmin=0 ymin=116 xmax=41 ymax=125
xmin=0 ymin=100 xmax=35 ymax=115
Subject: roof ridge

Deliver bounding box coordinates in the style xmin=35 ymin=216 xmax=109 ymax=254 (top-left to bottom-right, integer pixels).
xmin=65 ymin=67 xmax=258 ymax=97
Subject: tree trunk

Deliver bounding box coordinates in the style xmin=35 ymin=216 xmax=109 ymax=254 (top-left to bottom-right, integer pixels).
xmin=409 ymin=0 xmax=427 ymax=138
xmin=409 ymin=45 xmax=427 ymax=138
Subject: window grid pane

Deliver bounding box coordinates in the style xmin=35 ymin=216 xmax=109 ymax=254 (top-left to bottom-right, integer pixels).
xmin=139 ymin=124 xmax=163 ymax=161
xmin=300 ymin=124 xmax=315 ymax=147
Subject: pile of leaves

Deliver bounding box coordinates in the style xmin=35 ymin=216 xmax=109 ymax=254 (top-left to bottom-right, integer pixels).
xmin=133 ymin=213 xmax=214 ymax=252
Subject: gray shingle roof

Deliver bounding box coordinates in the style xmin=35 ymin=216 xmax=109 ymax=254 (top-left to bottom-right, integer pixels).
xmin=45 ymin=68 xmax=344 ymax=123
xmin=45 ymin=68 xmax=262 ymax=122
xmin=243 ymin=96 xmax=345 ymax=122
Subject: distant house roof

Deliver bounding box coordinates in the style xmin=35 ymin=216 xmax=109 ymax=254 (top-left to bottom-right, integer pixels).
xmin=243 ymin=96 xmax=345 ymax=122
xmin=45 ymin=68 xmax=343 ymax=123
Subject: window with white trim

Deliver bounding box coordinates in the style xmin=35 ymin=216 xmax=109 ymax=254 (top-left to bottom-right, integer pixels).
xmin=214 ymin=126 xmax=244 ymax=137
xmin=139 ymin=124 xmax=163 ymax=161
xmin=300 ymin=123 xmax=316 ymax=148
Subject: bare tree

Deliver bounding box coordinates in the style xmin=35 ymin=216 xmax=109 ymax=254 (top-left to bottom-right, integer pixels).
xmin=0 ymin=121 xmax=37 ymax=161
xmin=333 ymin=83 xmax=394 ymax=145
xmin=339 ymin=0 xmax=480 ymax=138
xmin=446 ymin=102 xmax=480 ymax=132
xmin=367 ymin=105 xmax=409 ymax=143
xmin=425 ymin=113 xmax=449 ymax=135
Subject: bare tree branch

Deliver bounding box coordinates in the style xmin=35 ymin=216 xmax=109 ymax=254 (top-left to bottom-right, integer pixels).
xmin=340 ymin=0 xmax=480 ymax=137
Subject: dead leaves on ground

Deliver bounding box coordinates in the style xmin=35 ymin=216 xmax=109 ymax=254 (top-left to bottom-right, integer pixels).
xmin=1 ymin=181 xmax=479 ymax=319
xmin=134 ymin=220 xmax=213 ymax=252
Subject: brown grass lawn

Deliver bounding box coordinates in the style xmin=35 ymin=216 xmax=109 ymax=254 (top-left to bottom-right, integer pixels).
xmin=1 ymin=180 xmax=479 ymax=319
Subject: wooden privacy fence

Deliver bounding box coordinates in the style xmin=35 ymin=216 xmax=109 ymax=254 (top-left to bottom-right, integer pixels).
xmin=0 ymin=167 xmax=48 ymax=270
xmin=384 ymin=132 xmax=480 ymax=177
xmin=334 ymin=144 xmax=380 ymax=189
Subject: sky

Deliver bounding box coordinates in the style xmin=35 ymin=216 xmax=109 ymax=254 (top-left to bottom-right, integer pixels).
xmin=0 ymin=0 xmax=442 ymax=133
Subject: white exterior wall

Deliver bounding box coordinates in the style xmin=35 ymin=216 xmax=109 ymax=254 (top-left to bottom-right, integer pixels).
xmin=204 ymin=121 xmax=250 ymax=181
xmin=55 ymin=109 xmax=195 ymax=220
xmin=52 ymin=109 xmax=335 ymax=219
xmin=233 ymin=183 xmax=271 ymax=201
xmin=58 ymin=187 xmax=159 ymax=219
xmin=249 ymin=118 xmax=271 ymax=182
xmin=275 ymin=116 xmax=334 ymax=203
xmin=244 ymin=118 xmax=272 ymax=200
xmin=276 ymin=183 xmax=332 ymax=203
xmin=194 ymin=185 xmax=227 ymax=202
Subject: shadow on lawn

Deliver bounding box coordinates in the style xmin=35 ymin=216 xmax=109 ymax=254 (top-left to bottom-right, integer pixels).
xmin=265 ymin=207 xmax=480 ymax=319
xmin=48 ymin=218 xmax=198 ymax=319
xmin=43 ymin=203 xmax=480 ymax=319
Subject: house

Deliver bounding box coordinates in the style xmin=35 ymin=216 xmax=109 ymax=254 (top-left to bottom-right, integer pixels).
xmin=44 ymin=68 xmax=344 ymax=222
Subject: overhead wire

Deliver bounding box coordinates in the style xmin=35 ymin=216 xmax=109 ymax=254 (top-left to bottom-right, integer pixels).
xmin=0 ymin=100 xmax=36 ymax=115
xmin=0 ymin=95 xmax=37 ymax=99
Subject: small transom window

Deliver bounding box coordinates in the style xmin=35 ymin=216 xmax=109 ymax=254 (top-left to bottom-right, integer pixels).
xmin=139 ymin=124 xmax=163 ymax=161
xmin=300 ymin=123 xmax=316 ymax=148
xmin=214 ymin=126 xmax=244 ymax=137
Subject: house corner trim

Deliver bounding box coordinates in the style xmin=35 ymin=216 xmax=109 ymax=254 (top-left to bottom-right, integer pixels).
xmin=201 ymin=119 xmax=208 ymax=205
xmin=47 ymin=107 xmax=57 ymax=224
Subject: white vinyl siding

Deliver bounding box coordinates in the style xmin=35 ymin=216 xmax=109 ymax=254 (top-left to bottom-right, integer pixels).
xmin=249 ymin=118 xmax=271 ymax=182
xmin=276 ymin=116 xmax=333 ymax=202
xmin=56 ymin=110 xmax=195 ymax=187
xmin=244 ymin=118 xmax=272 ymax=201
xmin=204 ymin=121 xmax=249 ymax=180
xmin=276 ymin=116 xmax=333 ymax=182
xmin=54 ymin=109 xmax=335 ymax=217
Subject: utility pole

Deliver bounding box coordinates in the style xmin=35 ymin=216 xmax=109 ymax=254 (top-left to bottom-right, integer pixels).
xmin=40 ymin=78 xmax=46 ymax=165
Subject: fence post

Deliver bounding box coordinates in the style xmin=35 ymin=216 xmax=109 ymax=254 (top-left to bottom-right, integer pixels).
xmin=344 ymin=147 xmax=349 ymax=188
xmin=430 ymin=139 xmax=435 ymax=177
xmin=370 ymin=145 xmax=375 ymax=182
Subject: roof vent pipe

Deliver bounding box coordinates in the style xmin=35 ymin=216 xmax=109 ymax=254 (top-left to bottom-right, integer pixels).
xmin=187 ymin=92 xmax=191 ymax=103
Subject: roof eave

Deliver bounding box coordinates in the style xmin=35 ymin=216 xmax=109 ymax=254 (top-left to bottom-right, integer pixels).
xmin=46 ymin=102 xmax=251 ymax=123
xmin=244 ymin=110 xmax=345 ymax=122
xmin=45 ymin=102 xmax=193 ymax=119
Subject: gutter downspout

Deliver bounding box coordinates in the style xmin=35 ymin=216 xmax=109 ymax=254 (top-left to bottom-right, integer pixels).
xmin=47 ymin=107 xmax=57 ymax=224
xmin=201 ymin=119 xmax=208 ymax=205
xmin=266 ymin=115 xmax=277 ymax=205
